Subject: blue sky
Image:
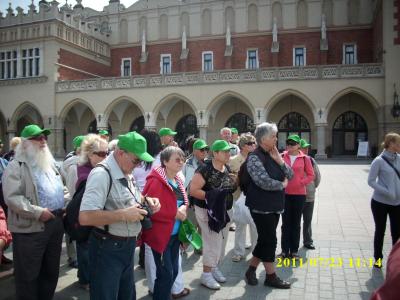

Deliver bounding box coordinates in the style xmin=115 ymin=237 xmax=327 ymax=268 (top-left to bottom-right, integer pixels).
xmin=0 ymin=1 xmax=139 ymax=14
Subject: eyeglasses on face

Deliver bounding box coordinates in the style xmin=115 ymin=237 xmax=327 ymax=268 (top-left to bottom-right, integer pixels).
xmin=93 ymin=151 xmax=108 ymax=158
xmin=246 ymin=142 xmax=256 ymax=146
xmin=199 ymin=148 xmax=209 ymax=152
xmin=123 ymin=151 xmax=142 ymax=165
xmin=28 ymin=135 xmax=47 ymax=142
xmin=286 ymin=141 xmax=298 ymax=146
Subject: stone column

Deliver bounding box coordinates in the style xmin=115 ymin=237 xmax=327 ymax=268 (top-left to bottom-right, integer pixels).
xmin=144 ymin=112 xmax=156 ymax=131
xmin=315 ymin=123 xmax=328 ymax=159
xmin=44 ymin=115 xmax=65 ymax=158
xmin=198 ymin=126 xmax=208 ymax=142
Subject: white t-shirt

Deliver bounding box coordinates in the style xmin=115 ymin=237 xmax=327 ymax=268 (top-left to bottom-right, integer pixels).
xmin=132 ymin=153 xmax=161 ymax=192
xmin=289 ymin=155 xmax=297 ymax=166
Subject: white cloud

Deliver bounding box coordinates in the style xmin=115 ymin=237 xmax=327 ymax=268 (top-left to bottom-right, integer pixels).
xmin=1 ymin=1 xmax=139 ymax=14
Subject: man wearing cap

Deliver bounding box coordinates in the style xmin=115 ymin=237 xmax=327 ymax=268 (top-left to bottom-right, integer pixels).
xmin=98 ymin=129 xmax=110 ymax=142
xmin=230 ymin=128 xmax=239 ymax=145
xmin=182 ymin=138 xmax=209 ymax=250
xmin=220 ymin=127 xmax=240 ymax=157
xmin=2 ymin=124 xmax=65 ymax=300
xmin=62 ymin=135 xmax=85 ymax=268
xmin=79 ymin=131 xmax=161 ymax=300
xmin=159 ymin=127 xmax=178 ymax=148
xmin=299 ymin=139 xmax=321 ymax=250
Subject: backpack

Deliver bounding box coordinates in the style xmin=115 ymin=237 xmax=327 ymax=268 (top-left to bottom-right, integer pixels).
xmin=238 ymin=158 xmax=251 ymax=195
xmin=63 ymin=164 xmax=112 ymax=243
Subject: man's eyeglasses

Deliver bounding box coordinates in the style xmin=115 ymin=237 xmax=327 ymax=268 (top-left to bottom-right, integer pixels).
xmin=93 ymin=151 xmax=108 ymax=158
xmin=28 ymin=135 xmax=47 ymax=142
xmin=246 ymin=142 xmax=256 ymax=146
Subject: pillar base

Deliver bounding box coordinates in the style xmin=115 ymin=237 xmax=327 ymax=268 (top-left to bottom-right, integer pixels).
xmin=315 ymin=153 xmax=328 ymax=160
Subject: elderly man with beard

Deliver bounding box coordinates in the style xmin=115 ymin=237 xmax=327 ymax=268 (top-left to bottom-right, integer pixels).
xmin=2 ymin=124 xmax=65 ymax=300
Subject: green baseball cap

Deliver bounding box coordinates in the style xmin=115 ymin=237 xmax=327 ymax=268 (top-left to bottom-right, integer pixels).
xmin=300 ymin=139 xmax=311 ymax=148
xmin=159 ymin=128 xmax=177 ymax=137
xmin=179 ymin=219 xmax=202 ymax=250
xmin=72 ymin=135 xmax=84 ymax=149
xmin=98 ymin=129 xmax=109 ymax=136
xmin=21 ymin=124 xmax=51 ymax=139
xmin=230 ymin=128 xmax=238 ymax=134
xmin=287 ymin=134 xmax=301 ymax=144
xmin=211 ymin=140 xmax=231 ymax=152
xmin=117 ymin=131 xmax=154 ymax=162
xmin=193 ymin=139 xmax=208 ymax=150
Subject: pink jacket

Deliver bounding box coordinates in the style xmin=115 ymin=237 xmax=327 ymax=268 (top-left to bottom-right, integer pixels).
xmin=282 ymin=151 xmax=315 ymax=195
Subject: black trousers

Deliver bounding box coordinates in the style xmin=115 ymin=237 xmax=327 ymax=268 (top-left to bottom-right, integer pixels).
xmin=371 ymin=199 xmax=400 ymax=260
xmin=250 ymin=212 xmax=280 ymax=262
xmin=281 ymin=195 xmax=306 ymax=254
xmin=302 ymin=201 xmax=315 ymax=246
xmin=12 ymin=217 xmax=64 ymax=300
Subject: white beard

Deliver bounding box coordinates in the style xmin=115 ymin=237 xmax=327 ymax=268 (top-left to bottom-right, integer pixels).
xmin=24 ymin=141 xmax=55 ymax=172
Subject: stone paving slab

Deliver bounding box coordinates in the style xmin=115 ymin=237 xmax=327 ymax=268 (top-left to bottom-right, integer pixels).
xmin=0 ymin=162 xmax=393 ymax=299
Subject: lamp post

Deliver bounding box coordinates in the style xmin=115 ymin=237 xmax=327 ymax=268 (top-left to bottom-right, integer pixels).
xmin=391 ymin=84 xmax=400 ymax=118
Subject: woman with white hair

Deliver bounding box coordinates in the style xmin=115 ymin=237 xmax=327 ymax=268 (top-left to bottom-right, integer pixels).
xmin=244 ymin=122 xmax=293 ymax=289
xmin=74 ymin=134 xmax=109 ymax=290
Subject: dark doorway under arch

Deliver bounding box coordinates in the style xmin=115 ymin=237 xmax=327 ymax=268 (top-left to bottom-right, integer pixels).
xmin=130 ymin=116 xmax=145 ymax=133
xmin=175 ymin=114 xmax=198 ymax=149
xmin=88 ymin=120 xmax=113 ymax=136
xmin=225 ymin=112 xmax=254 ymax=134
xmin=332 ymin=111 xmax=368 ymax=155
xmin=277 ymin=112 xmax=310 ymax=150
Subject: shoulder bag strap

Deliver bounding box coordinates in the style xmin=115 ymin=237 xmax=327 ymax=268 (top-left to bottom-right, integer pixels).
xmin=95 ymin=164 xmax=113 ymax=232
xmin=381 ymin=156 xmax=400 ymax=180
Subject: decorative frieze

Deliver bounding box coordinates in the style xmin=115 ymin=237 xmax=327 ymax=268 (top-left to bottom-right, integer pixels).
xmin=0 ymin=76 xmax=48 ymax=87
xmin=55 ymin=64 xmax=384 ymax=93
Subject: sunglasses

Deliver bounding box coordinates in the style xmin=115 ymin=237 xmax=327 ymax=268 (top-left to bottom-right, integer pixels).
xmin=286 ymin=141 xmax=299 ymax=146
xmin=199 ymin=148 xmax=209 ymax=152
xmin=123 ymin=151 xmax=142 ymax=165
xmin=93 ymin=151 xmax=108 ymax=158
xmin=246 ymin=142 xmax=256 ymax=146
xmin=28 ymin=135 xmax=47 ymax=142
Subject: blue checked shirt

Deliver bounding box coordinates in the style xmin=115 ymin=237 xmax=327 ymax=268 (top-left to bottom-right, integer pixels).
xmin=32 ymin=167 xmax=65 ymax=211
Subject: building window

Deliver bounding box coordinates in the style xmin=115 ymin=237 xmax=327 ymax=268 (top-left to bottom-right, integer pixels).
xmin=160 ymin=54 xmax=171 ymax=74
xmin=202 ymin=51 xmax=213 ymax=72
xmin=0 ymin=50 xmax=18 ymax=79
xmin=343 ymin=44 xmax=357 ymax=64
xmin=293 ymin=47 xmax=306 ymax=66
xmin=246 ymin=49 xmax=258 ymax=69
xmin=121 ymin=58 xmax=131 ymax=77
xmin=22 ymin=47 xmax=40 ymax=77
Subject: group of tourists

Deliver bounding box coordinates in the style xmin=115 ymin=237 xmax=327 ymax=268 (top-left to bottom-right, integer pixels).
xmin=0 ymin=121 xmax=399 ymax=300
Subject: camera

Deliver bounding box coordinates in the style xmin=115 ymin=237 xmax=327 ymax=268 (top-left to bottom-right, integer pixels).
xmin=140 ymin=198 xmax=153 ymax=230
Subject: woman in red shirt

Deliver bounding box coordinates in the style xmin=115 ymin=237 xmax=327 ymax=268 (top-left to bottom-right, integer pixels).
xmin=280 ymin=135 xmax=314 ymax=259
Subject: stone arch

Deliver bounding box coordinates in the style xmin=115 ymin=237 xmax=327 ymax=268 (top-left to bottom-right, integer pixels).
xmin=272 ymin=1 xmax=283 ymax=29
xmin=119 ymin=19 xmax=128 ymax=43
xmin=225 ymin=6 xmax=235 ymax=33
xmin=153 ymin=93 xmax=198 ymax=122
xmin=60 ymin=99 xmax=96 ymax=152
xmin=104 ymin=96 xmax=145 ymax=137
xmin=11 ymin=102 xmax=44 ymax=134
xmin=207 ymin=91 xmax=255 ymax=142
xmin=159 ymin=14 xmax=168 ymax=40
xmin=327 ymin=91 xmax=378 ymax=156
xmin=202 ymin=9 xmax=212 ymax=35
xmin=326 ymin=87 xmax=380 ymax=117
xmin=297 ymin=0 xmax=308 ymax=27
xmin=265 ymin=89 xmax=316 ymax=120
xmin=248 ymin=3 xmax=258 ymax=31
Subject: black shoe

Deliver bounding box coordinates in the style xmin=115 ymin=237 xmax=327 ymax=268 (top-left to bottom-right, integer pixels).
xmin=276 ymin=252 xmax=288 ymax=259
xmin=229 ymin=225 xmax=236 ymax=232
xmin=304 ymin=244 xmax=315 ymax=250
xmin=374 ymin=259 xmax=382 ymax=269
xmin=264 ymin=276 xmax=291 ymax=289
xmin=245 ymin=268 xmax=258 ymax=286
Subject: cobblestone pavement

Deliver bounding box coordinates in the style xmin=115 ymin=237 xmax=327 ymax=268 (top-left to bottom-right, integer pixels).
xmin=0 ymin=162 xmax=393 ymax=299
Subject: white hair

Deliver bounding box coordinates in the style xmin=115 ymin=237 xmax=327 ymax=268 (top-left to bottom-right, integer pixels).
xmin=108 ymin=139 xmax=119 ymax=152
xmin=78 ymin=134 xmax=108 ymax=165
xmin=220 ymin=127 xmax=232 ymax=135
xmin=254 ymin=122 xmax=278 ymax=144
xmin=16 ymin=139 xmax=55 ymax=172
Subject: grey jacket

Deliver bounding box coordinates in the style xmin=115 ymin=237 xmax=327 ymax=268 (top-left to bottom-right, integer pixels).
xmin=305 ymin=157 xmax=321 ymax=202
xmin=368 ymin=150 xmax=400 ymax=206
xmin=2 ymin=152 xmax=62 ymax=233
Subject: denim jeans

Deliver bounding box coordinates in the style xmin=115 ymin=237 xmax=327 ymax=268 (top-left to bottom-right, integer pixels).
xmin=88 ymin=232 xmax=136 ymax=300
xmin=281 ymin=195 xmax=306 ymax=254
xmin=151 ymin=234 xmax=180 ymax=300
xmin=76 ymin=241 xmax=89 ymax=285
